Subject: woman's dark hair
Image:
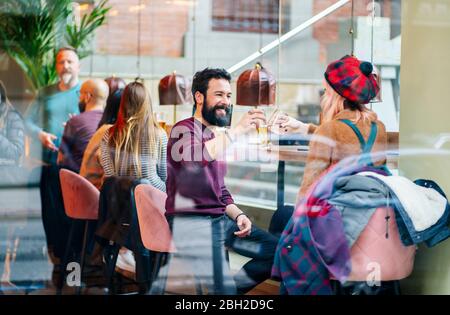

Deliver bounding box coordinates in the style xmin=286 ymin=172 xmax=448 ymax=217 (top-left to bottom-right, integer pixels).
xmin=97 ymin=88 xmax=123 ymax=129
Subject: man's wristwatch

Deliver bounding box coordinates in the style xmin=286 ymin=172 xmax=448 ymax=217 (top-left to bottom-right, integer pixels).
xmin=235 ymin=213 xmax=247 ymax=222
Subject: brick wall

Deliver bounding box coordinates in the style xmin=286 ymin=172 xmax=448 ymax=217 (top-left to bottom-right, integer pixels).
xmin=312 ymin=0 xmax=393 ymax=62
xmin=92 ymin=0 xmax=394 ymax=61
xmin=95 ymin=0 xmax=190 ymax=57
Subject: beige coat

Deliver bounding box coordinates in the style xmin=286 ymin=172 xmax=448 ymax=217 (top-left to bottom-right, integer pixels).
xmin=298 ymin=109 xmax=387 ymax=199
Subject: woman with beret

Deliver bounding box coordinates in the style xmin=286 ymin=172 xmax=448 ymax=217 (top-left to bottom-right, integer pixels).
xmin=275 ymin=55 xmax=386 ymax=200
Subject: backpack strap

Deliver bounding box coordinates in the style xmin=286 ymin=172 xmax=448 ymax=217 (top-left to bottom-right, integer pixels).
xmin=339 ymin=119 xmax=378 ymax=166
xmin=364 ymin=121 xmax=378 ymax=154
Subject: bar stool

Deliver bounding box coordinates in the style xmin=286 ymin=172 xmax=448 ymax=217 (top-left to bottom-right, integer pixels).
xmin=134 ymin=184 xmax=176 ymax=294
xmin=331 ymin=207 xmax=416 ymax=295
xmin=59 ymin=168 xmax=100 ymax=294
xmin=135 ymin=184 xmax=231 ymax=294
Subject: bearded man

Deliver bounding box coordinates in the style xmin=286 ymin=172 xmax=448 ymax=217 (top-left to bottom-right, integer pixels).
xmin=57 ymin=79 xmax=108 ymax=173
xmin=161 ymin=68 xmax=279 ymax=295
xmin=25 ymin=46 xmax=81 ymax=165
xmin=24 ymin=47 xmax=82 ymax=268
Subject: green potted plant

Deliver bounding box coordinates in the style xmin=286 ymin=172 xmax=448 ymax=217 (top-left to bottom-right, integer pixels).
xmin=0 ymin=0 xmax=110 ymax=92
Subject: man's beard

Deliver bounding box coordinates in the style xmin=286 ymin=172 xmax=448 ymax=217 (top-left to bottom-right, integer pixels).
xmin=61 ymin=72 xmax=73 ymax=85
xmin=202 ymin=101 xmax=232 ymax=127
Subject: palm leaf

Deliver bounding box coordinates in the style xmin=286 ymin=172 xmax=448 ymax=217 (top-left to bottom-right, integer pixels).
xmin=66 ymin=0 xmax=111 ymax=59
xmin=0 ymin=0 xmax=110 ymax=92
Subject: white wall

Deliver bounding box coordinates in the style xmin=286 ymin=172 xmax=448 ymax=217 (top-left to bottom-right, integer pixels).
xmin=399 ymin=0 xmax=450 ymax=295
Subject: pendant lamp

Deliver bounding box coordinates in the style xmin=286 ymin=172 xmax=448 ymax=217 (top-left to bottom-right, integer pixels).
xmin=104 ymin=75 xmax=126 ymax=97
xmin=236 ymin=63 xmax=276 ymax=145
xmin=158 ymin=71 xmax=193 ymax=124
xmin=236 ymin=63 xmax=276 ymax=107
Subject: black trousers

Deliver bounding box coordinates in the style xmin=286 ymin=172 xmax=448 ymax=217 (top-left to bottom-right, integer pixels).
xmin=223 ymin=215 xmax=279 ymax=294
xmin=157 ymin=214 xmax=278 ymax=295
xmin=40 ymin=164 xmax=71 ymax=259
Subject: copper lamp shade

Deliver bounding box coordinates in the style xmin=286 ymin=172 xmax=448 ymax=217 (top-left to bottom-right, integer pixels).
xmin=158 ymin=72 xmax=193 ymax=105
xmin=236 ymin=63 xmax=276 ymax=106
xmin=104 ymin=76 xmax=126 ymax=97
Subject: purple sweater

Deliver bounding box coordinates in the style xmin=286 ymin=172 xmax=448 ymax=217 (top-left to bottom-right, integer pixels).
xmin=58 ymin=109 xmax=103 ymax=172
xmin=165 ymin=117 xmax=234 ymax=216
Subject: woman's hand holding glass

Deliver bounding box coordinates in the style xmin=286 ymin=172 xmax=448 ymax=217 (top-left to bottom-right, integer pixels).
xmin=273 ymin=113 xmax=309 ymax=135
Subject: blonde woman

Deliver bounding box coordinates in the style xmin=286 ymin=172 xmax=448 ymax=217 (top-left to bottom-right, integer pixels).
xmin=276 ymin=55 xmax=387 ymax=199
xmin=100 ymin=80 xmax=167 ymax=192
xmin=99 ymin=80 xmax=167 ymax=275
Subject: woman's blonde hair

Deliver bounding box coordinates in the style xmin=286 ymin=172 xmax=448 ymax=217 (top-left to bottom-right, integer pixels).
xmin=109 ymin=81 xmax=163 ymax=177
xmin=320 ymin=80 xmax=377 ymax=124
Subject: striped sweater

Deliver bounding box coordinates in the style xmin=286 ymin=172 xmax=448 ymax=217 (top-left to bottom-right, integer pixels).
xmin=100 ymin=126 xmax=168 ymax=192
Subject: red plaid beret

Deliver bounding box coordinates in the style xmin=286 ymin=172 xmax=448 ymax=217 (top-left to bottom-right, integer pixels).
xmin=324 ymin=55 xmax=380 ymax=104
